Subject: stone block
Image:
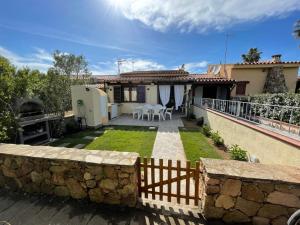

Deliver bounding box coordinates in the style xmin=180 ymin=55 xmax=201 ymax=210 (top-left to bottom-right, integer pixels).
xmin=253 ymin=217 xmax=270 ymax=225
xmin=267 ymin=191 xmax=300 ymax=208
xmin=258 ymin=183 xmax=274 ymax=194
xmin=258 ymin=204 xmax=288 ymax=219
xmin=86 ymin=180 xmax=97 ymax=188
xmin=221 ymin=179 xmax=241 ymax=196
xmin=52 ymin=173 xmax=65 ymax=186
xmin=222 ymin=210 xmax=250 ymax=223
xmin=50 ymin=165 xmax=67 ymax=173
xmin=54 ymin=186 xmax=70 ymax=197
xmin=207 ymin=185 xmax=220 ymax=194
xmin=100 ymin=179 xmax=117 ymax=191
xmin=235 ymin=197 xmax=261 ymax=216
xmin=207 ymin=178 xmax=220 ymax=186
xmin=271 ymin=216 xmax=287 ymax=225
xmin=242 ymin=183 xmax=264 ymax=202
xmin=30 ymin=171 xmax=43 ymax=184
xmin=215 ymin=195 xmax=235 ymax=209
xmin=2 ymin=165 xmax=17 ymax=178
xmin=104 ymin=166 xmax=117 ymax=178
xmin=65 ymin=178 xmax=87 ymax=199
xmin=89 ymin=188 xmax=103 ymax=203
xmin=203 ymin=206 xmax=225 ymax=219
xmin=83 ymin=172 xmax=94 ymax=180
xmin=275 ymin=184 xmax=300 ymax=196
xmin=121 ymin=166 xmax=135 ymax=174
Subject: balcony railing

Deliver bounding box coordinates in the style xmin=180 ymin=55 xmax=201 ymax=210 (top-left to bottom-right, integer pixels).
xmin=193 ymin=97 xmax=300 ymax=138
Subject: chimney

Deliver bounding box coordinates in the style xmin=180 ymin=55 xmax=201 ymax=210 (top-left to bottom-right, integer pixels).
xmin=272 ymin=54 xmax=282 ymax=63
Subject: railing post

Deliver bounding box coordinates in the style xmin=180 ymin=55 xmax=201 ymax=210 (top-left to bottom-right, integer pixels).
xmin=236 ymin=101 xmax=241 ymax=117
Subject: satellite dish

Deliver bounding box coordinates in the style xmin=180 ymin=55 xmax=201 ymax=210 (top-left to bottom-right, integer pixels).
xmin=213 ymin=65 xmax=221 ymax=75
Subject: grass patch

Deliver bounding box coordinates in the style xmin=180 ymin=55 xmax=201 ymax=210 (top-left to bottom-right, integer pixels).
xmin=179 ymin=127 xmax=222 ymax=166
xmin=50 ymin=130 xmax=99 ymax=147
xmin=51 ymin=126 xmax=157 ymax=157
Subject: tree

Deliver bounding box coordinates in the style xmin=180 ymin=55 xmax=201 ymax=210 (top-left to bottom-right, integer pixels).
xmin=0 ymin=56 xmax=18 ymax=142
xmin=52 ymin=50 xmax=91 ymax=80
xmin=241 ymin=48 xmax=262 ymax=63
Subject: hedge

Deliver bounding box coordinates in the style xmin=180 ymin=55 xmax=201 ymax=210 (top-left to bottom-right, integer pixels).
xmin=250 ymin=93 xmax=300 ymax=125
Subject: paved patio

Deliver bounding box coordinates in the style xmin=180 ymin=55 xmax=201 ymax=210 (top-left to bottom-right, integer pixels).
xmin=0 ymin=189 xmax=225 ymax=225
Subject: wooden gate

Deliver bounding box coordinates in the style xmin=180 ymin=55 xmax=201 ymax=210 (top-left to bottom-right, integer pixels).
xmin=137 ymin=157 xmax=201 ymax=206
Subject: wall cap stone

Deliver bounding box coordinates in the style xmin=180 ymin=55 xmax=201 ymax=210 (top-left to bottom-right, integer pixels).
xmin=200 ymin=158 xmax=300 ymax=185
xmin=0 ymin=144 xmax=139 ymax=166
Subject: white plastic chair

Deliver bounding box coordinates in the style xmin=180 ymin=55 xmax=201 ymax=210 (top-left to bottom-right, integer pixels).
xmin=132 ymin=109 xmax=140 ymax=119
xmin=152 ymin=107 xmax=161 ymax=121
xmin=165 ymin=107 xmax=174 ymax=120
xmin=141 ymin=107 xmax=151 ymax=121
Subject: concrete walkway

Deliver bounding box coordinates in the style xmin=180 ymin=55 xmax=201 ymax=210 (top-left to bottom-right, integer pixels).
xmin=151 ymin=117 xmax=186 ymax=161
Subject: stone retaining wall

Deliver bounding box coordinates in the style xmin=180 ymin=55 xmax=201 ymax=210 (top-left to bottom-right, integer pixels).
xmin=0 ymin=144 xmax=139 ymax=207
xmin=200 ymin=158 xmax=300 ymax=224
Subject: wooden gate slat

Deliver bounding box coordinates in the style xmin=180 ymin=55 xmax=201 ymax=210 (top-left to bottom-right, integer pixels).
xmin=186 ymin=161 xmax=190 ymax=205
xmin=143 ymin=158 xmax=148 ymax=198
xmin=137 ymin=157 xmax=141 ymax=197
xmin=137 ymin=157 xmax=201 ymax=206
xmin=159 ymin=159 xmax=163 ymax=201
xmin=167 ymin=160 xmax=172 ymax=202
xmin=151 ymin=158 xmax=155 ymax=200
xmin=176 ymin=160 xmax=181 ymax=204
xmin=194 ymin=161 xmax=200 ymax=206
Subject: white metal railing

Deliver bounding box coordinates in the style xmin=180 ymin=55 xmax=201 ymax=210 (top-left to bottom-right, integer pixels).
xmin=193 ymin=97 xmax=300 ymax=137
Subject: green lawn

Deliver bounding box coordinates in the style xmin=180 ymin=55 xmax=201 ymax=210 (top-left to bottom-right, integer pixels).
xmin=51 ymin=126 xmax=157 ymax=157
xmin=179 ymin=128 xmax=222 ymax=166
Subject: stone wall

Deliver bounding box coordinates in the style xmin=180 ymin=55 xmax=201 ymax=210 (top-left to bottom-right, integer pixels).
xmin=263 ymin=66 xmax=288 ymax=93
xmin=200 ymin=158 xmax=300 ymax=224
xmin=0 ymin=144 xmax=139 ymax=207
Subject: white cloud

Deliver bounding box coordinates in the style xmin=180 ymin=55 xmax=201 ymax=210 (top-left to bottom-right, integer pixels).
xmin=183 ymin=61 xmax=208 ymax=73
xmin=91 ymin=58 xmax=165 ymax=75
xmin=116 ymin=0 xmax=300 ymax=32
xmin=0 ymin=46 xmax=53 ymax=72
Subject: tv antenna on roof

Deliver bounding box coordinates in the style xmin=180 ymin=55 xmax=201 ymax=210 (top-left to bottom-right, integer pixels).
xmin=117 ymin=59 xmax=126 ymax=75
xmin=223 ymin=33 xmax=233 ymax=77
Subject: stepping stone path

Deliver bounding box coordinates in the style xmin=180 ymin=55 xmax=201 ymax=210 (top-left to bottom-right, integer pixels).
xmin=74 ymin=144 xmax=85 ymax=149
xmin=83 ymin=136 xmax=97 ymax=140
xmin=58 ymin=143 xmax=70 ymax=147
xmin=94 ymin=130 xmax=104 ymax=134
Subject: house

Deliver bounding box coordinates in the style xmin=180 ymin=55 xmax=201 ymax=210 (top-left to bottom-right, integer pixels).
xmin=96 ymin=70 xmax=235 ymax=116
xmin=208 ymin=55 xmax=300 ymax=97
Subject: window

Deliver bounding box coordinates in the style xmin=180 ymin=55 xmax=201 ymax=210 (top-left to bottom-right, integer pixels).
xmin=113 ymin=86 xmax=122 ymax=103
xmin=236 ymin=82 xmax=247 ymax=95
xmin=123 ymin=86 xmax=142 ymax=102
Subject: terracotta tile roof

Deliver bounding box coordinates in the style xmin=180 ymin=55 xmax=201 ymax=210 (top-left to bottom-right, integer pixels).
xmin=95 ymin=73 xmax=235 ymax=84
xmin=120 ymin=70 xmax=189 ymax=77
xmin=235 ymin=61 xmax=300 ymax=65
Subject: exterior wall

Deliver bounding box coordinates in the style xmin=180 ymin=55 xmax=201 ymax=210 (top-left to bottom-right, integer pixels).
xmin=230 ymin=67 xmax=298 ymax=96
xmin=194 ymin=86 xmax=203 ymax=98
xmin=71 ymin=85 xmax=108 ymax=127
xmin=200 ymin=158 xmax=300 ymax=224
xmin=210 ymin=64 xmax=299 ymax=96
xmin=146 ymin=84 xmax=158 ymax=105
xmin=193 ymin=106 xmax=300 ymax=167
xmin=0 ymin=144 xmax=139 ymax=207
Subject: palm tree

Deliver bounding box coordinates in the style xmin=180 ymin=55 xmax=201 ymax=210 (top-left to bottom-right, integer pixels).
xmin=241 ymin=48 xmax=262 ymax=63
xmin=293 ymin=20 xmax=300 ymax=39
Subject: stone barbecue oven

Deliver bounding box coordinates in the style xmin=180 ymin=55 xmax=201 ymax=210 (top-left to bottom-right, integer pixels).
xmin=17 ymin=98 xmax=58 ymax=145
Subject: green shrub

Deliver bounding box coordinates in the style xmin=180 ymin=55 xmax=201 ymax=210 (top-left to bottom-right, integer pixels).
xmin=251 ymin=93 xmax=300 ymax=125
xmin=202 ymin=125 xmax=211 ymax=137
xmin=229 ymin=144 xmax=248 ymax=161
xmin=211 ymin=131 xmax=224 ymax=146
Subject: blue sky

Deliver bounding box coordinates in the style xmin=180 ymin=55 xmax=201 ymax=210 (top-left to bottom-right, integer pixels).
xmin=0 ymin=0 xmax=299 ymax=75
